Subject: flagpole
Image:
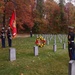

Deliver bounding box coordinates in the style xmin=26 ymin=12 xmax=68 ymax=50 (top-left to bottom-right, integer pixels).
xmin=9 ymin=0 xmax=17 ymax=37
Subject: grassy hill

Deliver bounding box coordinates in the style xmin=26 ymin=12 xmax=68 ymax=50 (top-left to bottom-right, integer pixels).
xmin=0 ymin=35 xmax=69 ymax=75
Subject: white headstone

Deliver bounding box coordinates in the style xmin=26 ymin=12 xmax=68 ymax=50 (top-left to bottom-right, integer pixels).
xmin=54 ymin=35 xmax=56 ymax=44
xmin=46 ymin=37 xmax=49 ymax=45
xmin=36 ymin=34 xmax=38 ymax=38
xmin=63 ymin=43 xmax=66 ymax=49
xmin=9 ymin=48 xmax=16 ymax=61
xmin=47 ymin=39 xmax=49 ymax=45
xmin=50 ymin=35 xmax=53 ymax=41
xmin=58 ymin=35 xmax=62 ymax=43
xmin=53 ymin=44 xmax=57 ymax=52
xmin=34 ymin=46 xmax=38 ymax=56
xmin=69 ymin=60 xmax=75 ymax=75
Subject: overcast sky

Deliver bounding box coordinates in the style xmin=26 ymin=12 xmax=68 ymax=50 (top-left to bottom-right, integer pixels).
xmin=44 ymin=0 xmax=75 ymax=5
xmin=54 ymin=0 xmax=75 ymax=5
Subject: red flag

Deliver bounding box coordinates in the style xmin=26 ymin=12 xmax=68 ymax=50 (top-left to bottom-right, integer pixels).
xmin=9 ymin=10 xmax=17 ymax=37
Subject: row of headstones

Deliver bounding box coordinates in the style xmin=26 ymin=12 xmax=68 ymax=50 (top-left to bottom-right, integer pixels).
xmin=9 ymin=34 xmax=74 ymax=75
xmin=9 ymin=48 xmax=74 ymax=75
xmin=35 ymin=34 xmax=67 ymax=52
xmin=9 ymin=48 xmax=75 ymax=75
xmin=9 ymin=34 xmax=67 ymax=61
xmin=36 ymin=34 xmax=67 ymax=44
xmin=34 ymin=43 xmax=75 ymax=75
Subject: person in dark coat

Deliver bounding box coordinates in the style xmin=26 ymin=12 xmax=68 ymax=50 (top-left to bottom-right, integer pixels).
xmin=68 ymin=26 xmax=75 ymax=60
xmin=7 ymin=26 xmax=12 ymax=47
xmin=30 ymin=30 xmax=32 ymax=37
xmin=1 ymin=27 xmax=6 ymax=48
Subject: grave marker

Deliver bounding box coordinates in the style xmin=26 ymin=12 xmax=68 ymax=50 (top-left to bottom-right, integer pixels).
xmin=68 ymin=60 xmax=75 ymax=75
xmin=46 ymin=37 xmax=49 ymax=45
xmin=34 ymin=46 xmax=38 ymax=56
xmin=63 ymin=43 xmax=66 ymax=49
xmin=9 ymin=48 xmax=16 ymax=61
xmin=53 ymin=35 xmax=57 ymax=52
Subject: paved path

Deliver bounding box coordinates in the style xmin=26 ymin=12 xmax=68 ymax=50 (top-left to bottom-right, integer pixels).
xmin=17 ymin=34 xmax=30 ymax=37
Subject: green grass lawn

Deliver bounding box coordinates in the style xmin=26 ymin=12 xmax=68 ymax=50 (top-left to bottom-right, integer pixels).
xmin=0 ymin=35 xmax=69 ymax=75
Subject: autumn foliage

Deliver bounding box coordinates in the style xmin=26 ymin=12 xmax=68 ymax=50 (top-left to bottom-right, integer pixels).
xmin=0 ymin=0 xmax=75 ymax=33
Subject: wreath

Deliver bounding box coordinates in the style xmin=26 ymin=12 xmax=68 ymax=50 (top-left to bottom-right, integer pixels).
xmin=35 ymin=36 xmax=46 ymax=47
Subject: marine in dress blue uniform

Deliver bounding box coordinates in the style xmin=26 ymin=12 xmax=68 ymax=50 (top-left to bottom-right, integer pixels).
xmin=68 ymin=26 xmax=75 ymax=60
xmin=1 ymin=27 xmax=6 ymax=48
xmin=7 ymin=26 xmax=12 ymax=47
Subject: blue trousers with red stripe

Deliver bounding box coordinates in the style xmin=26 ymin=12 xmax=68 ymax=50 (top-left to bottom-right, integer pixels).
xmin=68 ymin=42 xmax=75 ymax=60
xmin=1 ymin=38 xmax=5 ymax=48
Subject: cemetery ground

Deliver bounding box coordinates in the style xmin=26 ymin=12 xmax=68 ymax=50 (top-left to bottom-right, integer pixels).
xmin=0 ymin=35 xmax=69 ymax=75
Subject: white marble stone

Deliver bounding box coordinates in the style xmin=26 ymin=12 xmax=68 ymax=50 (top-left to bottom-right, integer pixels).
xmin=58 ymin=35 xmax=62 ymax=43
xmin=54 ymin=35 xmax=56 ymax=44
xmin=34 ymin=46 xmax=38 ymax=56
xmin=9 ymin=48 xmax=16 ymax=61
xmin=47 ymin=39 xmax=49 ymax=45
xmin=63 ymin=43 xmax=66 ymax=49
xmin=69 ymin=60 xmax=75 ymax=75
xmin=53 ymin=44 xmax=57 ymax=52
xmin=46 ymin=37 xmax=49 ymax=45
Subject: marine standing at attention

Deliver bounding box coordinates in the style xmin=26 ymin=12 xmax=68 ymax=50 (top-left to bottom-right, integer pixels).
xmin=1 ymin=27 xmax=6 ymax=48
xmin=7 ymin=26 xmax=12 ymax=47
xmin=68 ymin=26 xmax=75 ymax=60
